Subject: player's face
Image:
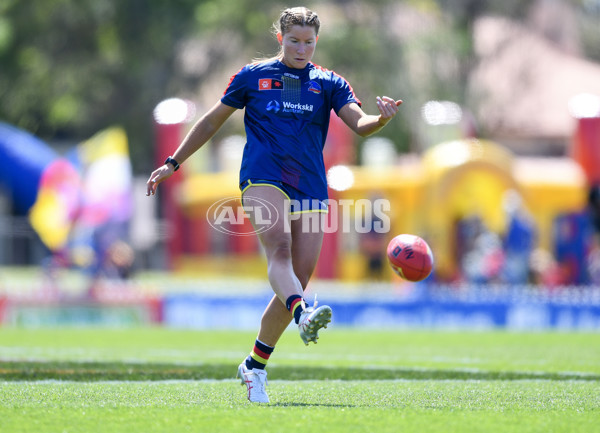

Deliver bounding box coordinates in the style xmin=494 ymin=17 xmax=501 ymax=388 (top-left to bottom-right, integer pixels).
xmin=278 ymin=25 xmax=318 ymax=69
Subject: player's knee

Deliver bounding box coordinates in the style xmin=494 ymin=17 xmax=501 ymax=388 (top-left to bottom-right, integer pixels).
xmin=267 ymin=239 xmax=293 ymax=262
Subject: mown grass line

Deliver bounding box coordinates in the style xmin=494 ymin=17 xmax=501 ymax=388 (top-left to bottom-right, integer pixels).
xmin=1 ymin=360 xmax=598 ymax=382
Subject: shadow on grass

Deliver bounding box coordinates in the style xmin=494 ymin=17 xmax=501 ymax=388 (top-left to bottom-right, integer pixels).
xmin=270 ymin=402 xmax=356 ymax=408
xmin=1 ymin=360 xmax=599 ymax=382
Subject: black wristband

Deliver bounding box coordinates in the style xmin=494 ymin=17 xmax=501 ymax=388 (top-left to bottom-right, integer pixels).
xmin=164 ymin=156 xmax=180 ymax=171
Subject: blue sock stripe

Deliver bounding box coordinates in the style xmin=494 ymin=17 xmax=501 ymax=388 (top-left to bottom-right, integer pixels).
xmin=245 ymin=339 xmax=275 ymax=370
xmin=255 ymin=339 xmax=274 ymax=355
xmin=287 ymin=295 xmax=308 ymax=324
xmin=245 ymin=354 xmax=265 ymax=370
xmin=285 ymin=294 xmax=302 ymax=312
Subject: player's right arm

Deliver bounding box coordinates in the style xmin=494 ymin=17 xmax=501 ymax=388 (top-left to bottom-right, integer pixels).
xmin=338 ymin=96 xmax=402 ymax=138
xmin=146 ymin=101 xmax=238 ymax=196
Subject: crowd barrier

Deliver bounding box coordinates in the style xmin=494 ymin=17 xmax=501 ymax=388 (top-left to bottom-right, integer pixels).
xmin=1 ymin=281 xmax=599 ymax=330
xmin=162 ymin=284 xmax=600 ymax=330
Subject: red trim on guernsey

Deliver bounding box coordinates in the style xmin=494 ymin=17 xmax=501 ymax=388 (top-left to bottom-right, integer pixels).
xmin=223 ymin=65 xmax=246 ymax=96
xmin=311 ymin=63 xmax=362 ymax=107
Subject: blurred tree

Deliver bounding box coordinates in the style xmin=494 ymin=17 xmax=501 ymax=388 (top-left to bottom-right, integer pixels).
xmin=575 ymin=0 xmax=600 ymax=61
xmin=0 ymin=0 xmax=598 ymax=171
xmin=0 ymin=0 xmax=200 ymax=171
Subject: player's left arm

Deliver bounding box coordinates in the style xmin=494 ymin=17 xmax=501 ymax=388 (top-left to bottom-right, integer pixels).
xmin=338 ymin=96 xmax=402 ymax=137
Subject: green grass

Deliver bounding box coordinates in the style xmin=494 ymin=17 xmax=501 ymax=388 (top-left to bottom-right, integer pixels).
xmin=1 ymin=328 xmax=599 ymax=432
xmin=1 ymin=381 xmax=598 ymax=433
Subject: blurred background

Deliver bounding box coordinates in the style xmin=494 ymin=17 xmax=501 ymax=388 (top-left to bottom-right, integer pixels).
xmin=1 ymin=0 xmax=600 ymax=329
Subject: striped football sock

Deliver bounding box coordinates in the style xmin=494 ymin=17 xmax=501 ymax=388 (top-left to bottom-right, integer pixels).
xmin=286 ymin=294 xmax=306 ymax=324
xmin=244 ymin=339 xmax=275 ymax=370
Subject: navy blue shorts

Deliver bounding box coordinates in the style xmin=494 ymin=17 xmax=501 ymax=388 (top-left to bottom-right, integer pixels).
xmin=240 ymin=179 xmax=328 ymax=214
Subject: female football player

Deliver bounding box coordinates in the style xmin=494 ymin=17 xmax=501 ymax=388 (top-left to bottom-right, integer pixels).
xmin=146 ymin=6 xmax=402 ymax=403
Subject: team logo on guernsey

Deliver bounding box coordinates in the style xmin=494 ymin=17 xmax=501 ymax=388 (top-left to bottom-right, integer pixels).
xmin=259 ymin=78 xmax=283 ymax=90
xmin=308 ymin=80 xmax=321 ymax=95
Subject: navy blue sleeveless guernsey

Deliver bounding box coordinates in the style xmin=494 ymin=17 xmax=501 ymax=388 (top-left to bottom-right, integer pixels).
xmin=221 ymin=60 xmax=361 ymax=201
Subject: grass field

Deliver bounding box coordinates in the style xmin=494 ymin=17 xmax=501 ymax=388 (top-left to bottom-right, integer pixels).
xmin=1 ymin=328 xmax=599 ymax=433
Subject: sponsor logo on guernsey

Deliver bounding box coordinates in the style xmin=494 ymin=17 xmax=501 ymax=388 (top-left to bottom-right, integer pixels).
xmin=308 ymin=80 xmax=321 ymax=94
xmin=283 ymin=72 xmax=300 ymax=79
xmin=282 ymin=101 xmax=314 ymax=113
xmin=266 ymin=100 xmax=280 ymax=113
xmin=259 ymin=78 xmax=283 ymax=90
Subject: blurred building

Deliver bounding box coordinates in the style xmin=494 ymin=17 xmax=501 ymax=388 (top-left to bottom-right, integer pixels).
xmin=469 ymin=14 xmax=600 ymax=156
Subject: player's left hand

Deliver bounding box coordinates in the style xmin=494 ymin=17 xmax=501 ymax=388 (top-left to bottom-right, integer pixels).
xmin=376 ymin=96 xmax=402 ymax=125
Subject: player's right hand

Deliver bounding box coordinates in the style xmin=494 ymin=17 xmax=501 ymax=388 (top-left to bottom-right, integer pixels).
xmin=145 ymin=165 xmax=174 ymax=196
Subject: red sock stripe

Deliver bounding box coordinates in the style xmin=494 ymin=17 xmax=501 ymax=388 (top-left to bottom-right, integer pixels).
xmin=250 ymin=350 xmax=268 ymax=364
xmin=290 ymin=297 xmax=303 ymax=314
xmin=253 ymin=346 xmax=271 ymax=361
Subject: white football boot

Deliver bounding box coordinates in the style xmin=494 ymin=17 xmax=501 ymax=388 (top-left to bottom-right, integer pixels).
xmin=237 ymin=363 xmax=269 ymax=403
xmin=298 ymin=296 xmax=332 ymax=345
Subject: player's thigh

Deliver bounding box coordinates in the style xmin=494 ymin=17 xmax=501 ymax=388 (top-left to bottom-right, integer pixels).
xmin=242 ymin=185 xmax=291 ymax=249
